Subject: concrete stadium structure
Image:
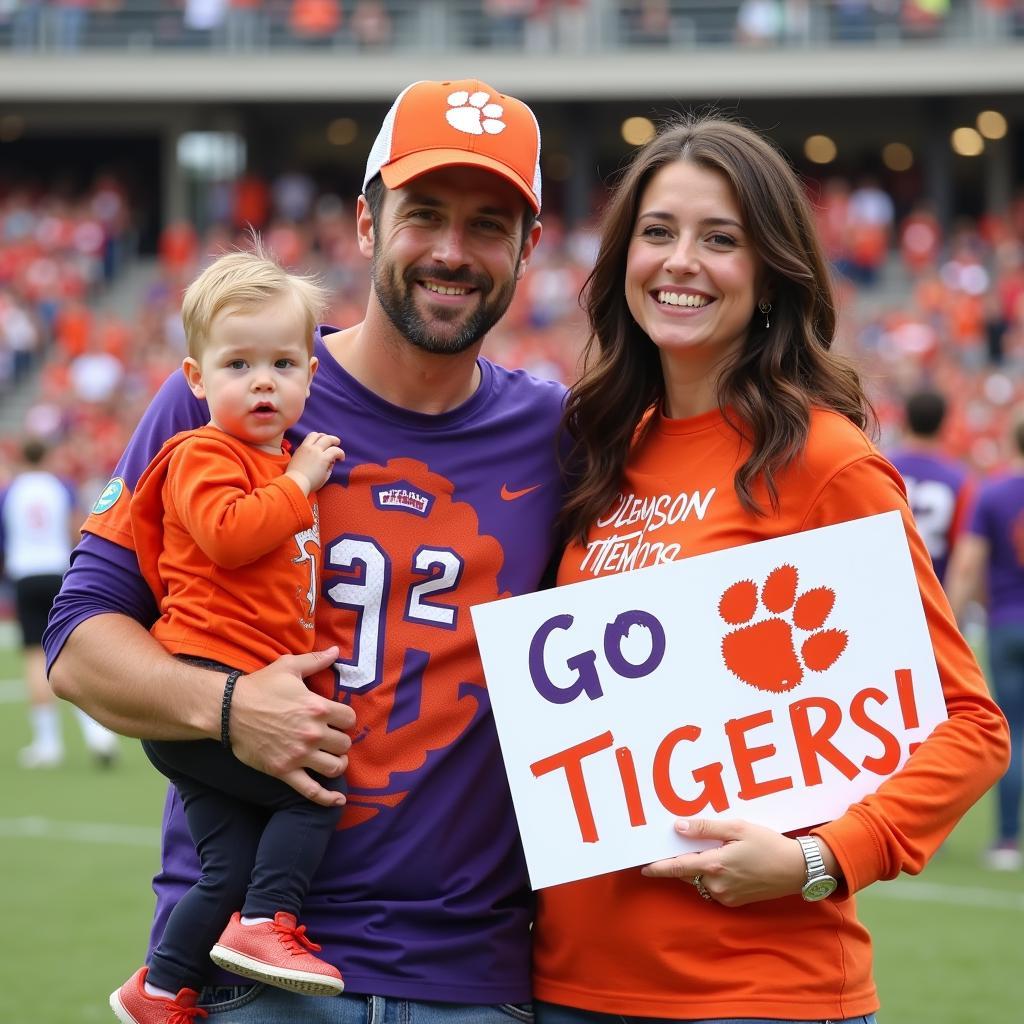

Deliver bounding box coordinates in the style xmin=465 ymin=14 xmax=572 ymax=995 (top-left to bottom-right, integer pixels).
xmin=0 ymin=1 xmax=1022 ymax=241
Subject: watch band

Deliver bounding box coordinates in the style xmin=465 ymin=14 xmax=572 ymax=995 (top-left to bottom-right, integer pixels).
xmin=797 ymin=834 xmax=838 ymax=901
xmin=798 ymin=834 xmax=826 ymax=875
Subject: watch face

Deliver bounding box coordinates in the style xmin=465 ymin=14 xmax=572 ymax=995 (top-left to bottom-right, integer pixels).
xmin=803 ymin=876 xmax=838 ymax=901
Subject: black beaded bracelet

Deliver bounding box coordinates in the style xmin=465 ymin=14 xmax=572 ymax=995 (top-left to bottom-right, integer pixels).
xmin=220 ymin=670 xmax=243 ymax=750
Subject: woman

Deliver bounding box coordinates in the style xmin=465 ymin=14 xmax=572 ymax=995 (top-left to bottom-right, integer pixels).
xmin=532 ymin=115 xmax=1009 ymax=1023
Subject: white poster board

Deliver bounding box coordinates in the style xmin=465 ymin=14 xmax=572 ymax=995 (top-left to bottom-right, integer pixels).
xmin=471 ymin=511 xmax=947 ymax=890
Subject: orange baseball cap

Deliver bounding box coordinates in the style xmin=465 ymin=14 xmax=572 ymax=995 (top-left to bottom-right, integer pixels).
xmin=363 ymin=79 xmax=542 ymax=213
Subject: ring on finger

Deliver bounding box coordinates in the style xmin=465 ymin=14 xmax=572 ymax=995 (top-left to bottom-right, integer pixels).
xmin=692 ymin=873 xmax=713 ymax=901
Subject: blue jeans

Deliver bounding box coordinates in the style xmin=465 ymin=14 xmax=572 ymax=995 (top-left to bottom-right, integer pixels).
xmin=987 ymin=624 xmax=1024 ymax=842
xmin=197 ymin=985 xmax=534 ymax=1022
xmin=534 ymin=1005 xmax=877 ymax=1024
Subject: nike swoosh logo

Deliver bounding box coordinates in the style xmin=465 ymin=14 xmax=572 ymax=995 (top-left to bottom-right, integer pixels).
xmin=501 ymin=483 xmax=542 ymax=501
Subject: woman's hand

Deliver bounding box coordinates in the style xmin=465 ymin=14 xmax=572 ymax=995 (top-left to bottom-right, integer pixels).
xmin=641 ymin=818 xmax=809 ymax=906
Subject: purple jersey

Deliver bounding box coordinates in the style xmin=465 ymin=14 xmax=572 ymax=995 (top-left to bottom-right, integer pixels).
xmin=44 ymin=329 xmax=569 ymax=1003
xmin=968 ymin=472 xmax=1024 ymax=627
xmin=888 ymin=449 xmax=970 ymax=584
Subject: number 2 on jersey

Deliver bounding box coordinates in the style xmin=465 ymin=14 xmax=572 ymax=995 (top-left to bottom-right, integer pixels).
xmin=324 ymin=536 xmax=464 ymax=695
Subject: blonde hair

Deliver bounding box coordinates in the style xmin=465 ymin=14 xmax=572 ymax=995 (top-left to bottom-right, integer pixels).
xmin=181 ymin=237 xmax=328 ymax=359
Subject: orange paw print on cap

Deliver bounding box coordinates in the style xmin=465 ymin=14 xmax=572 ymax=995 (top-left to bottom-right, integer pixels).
xmin=718 ymin=565 xmax=847 ymax=693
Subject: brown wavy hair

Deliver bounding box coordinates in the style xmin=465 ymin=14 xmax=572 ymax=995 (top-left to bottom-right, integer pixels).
xmin=560 ymin=114 xmax=873 ymax=545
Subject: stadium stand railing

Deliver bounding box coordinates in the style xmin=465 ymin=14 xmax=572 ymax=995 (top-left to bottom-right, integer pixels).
xmin=2 ymin=1 xmax=1022 ymax=54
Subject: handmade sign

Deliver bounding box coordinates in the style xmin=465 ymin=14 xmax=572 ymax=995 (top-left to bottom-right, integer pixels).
xmin=471 ymin=511 xmax=947 ymax=890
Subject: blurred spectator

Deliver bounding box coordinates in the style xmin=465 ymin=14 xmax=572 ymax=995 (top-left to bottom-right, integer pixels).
xmin=736 ymin=0 xmax=783 ymax=45
xmin=183 ymin=0 xmax=227 ymax=43
xmin=225 ymin=0 xmax=264 ymax=49
xmin=90 ymin=173 xmax=133 ymax=281
xmin=902 ymin=0 xmax=950 ymax=37
xmin=264 ymin=219 xmax=307 ymax=269
xmin=350 ymin=0 xmax=391 ymax=47
xmin=232 ymin=172 xmax=271 ymax=231
xmin=844 ymin=175 xmax=894 ymax=286
xmin=781 ymin=0 xmax=812 ymax=43
xmin=551 ymin=0 xmax=589 ymax=52
xmin=523 ymin=251 xmax=585 ymax=330
xmin=887 ymin=388 xmax=974 ymax=585
xmin=0 ymin=290 xmax=41 ymax=389
xmin=899 ymin=202 xmax=942 ymax=277
xmin=974 ymin=0 xmax=1014 ymax=39
xmin=485 ymin=0 xmax=533 ymax=48
xmin=947 ymin=416 xmax=1024 ymax=871
xmin=53 ymin=298 xmax=92 ymax=360
xmin=813 ymin=176 xmax=851 ymax=267
xmin=288 ymin=0 xmax=340 ymax=44
xmin=833 ymin=0 xmax=874 ymax=41
xmin=52 ymin=0 xmax=92 ymax=49
xmin=991 ymin=240 xmax=1024 ymax=364
xmin=10 ymin=0 xmax=44 ymax=50
xmin=272 ymin=168 xmax=316 ymax=224
xmin=68 ymin=334 xmax=125 ymax=404
xmin=624 ymin=0 xmax=672 ymax=44
xmin=158 ymin=218 xmax=200 ymax=286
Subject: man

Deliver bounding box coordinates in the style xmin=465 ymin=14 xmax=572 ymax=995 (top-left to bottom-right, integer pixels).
xmin=947 ymin=418 xmax=1024 ymax=873
xmin=888 ymin=388 xmax=972 ymax=586
xmin=1 ymin=436 xmax=117 ymax=768
xmin=46 ymin=79 xmax=566 ymax=1021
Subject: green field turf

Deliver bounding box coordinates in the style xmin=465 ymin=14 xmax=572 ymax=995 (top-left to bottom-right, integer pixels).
xmin=2 ymin=641 xmax=1022 ymax=1022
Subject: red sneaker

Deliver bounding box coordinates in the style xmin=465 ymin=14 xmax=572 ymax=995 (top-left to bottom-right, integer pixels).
xmin=110 ymin=967 xmax=207 ymax=1023
xmin=209 ymin=911 xmax=344 ymax=996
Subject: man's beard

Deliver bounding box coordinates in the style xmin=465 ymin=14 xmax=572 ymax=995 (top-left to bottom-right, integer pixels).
xmin=372 ymin=251 xmax=517 ymax=355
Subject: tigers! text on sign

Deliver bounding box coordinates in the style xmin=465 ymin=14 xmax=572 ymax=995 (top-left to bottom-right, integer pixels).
xmin=471 ymin=511 xmax=947 ymax=890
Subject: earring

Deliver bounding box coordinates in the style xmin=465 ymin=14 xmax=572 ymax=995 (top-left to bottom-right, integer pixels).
xmin=758 ymin=300 xmax=772 ymax=330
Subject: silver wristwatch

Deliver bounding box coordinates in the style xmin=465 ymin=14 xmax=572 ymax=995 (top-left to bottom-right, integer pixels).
xmin=797 ymin=834 xmax=838 ymax=902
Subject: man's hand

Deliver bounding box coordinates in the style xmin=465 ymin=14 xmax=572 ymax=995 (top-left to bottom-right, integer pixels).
xmin=228 ymin=646 xmax=355 ymax=807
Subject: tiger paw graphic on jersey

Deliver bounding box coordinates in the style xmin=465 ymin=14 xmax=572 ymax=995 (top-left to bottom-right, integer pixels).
xmin=445 ymin=89 xmax=506 ymax=135
xmin=309 ymin=457 xmax=509 ymax=827
xmin=718 ymin=565 xmax=847 ymax=693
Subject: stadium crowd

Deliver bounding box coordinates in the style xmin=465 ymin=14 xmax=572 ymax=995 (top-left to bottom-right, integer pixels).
xmin=3 ymin=1 xmax=1024 ymax=52
xmin=3 ymin=165 xmax=1024 ymax=502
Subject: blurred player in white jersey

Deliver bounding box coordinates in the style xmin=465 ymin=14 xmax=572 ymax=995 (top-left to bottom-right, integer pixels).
xmin=0 ymin=437 xmax=118 ymax=767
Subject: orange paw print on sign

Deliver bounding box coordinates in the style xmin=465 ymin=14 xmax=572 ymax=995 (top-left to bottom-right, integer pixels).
xmin=718 ymin=565 xmax=847 ymax=693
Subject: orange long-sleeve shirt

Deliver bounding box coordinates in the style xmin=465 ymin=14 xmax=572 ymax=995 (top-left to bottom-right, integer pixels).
xmin=533 ymin=407 xmax=1009 ymax=1020
xmin=129 ymin=426 xmax=318 ymax=674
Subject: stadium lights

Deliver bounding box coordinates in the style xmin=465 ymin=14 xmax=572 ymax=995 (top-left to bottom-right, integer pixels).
xmin=327 ymin=118 xmax=358 ymax=146
xmin=976 ymin=110 xmax=1007 ymax=141
xmin=621 ymin=116 xmax=655 ymax=147
xmin=177 ymin=132 xmax=245 ymax=178
xmin=881 ymin=142 xmax=914 ymax=173
xmin=803 ymin=135 xmax=836 ymax=165
xmin=950 ymin=127 xmax=984 ymax=157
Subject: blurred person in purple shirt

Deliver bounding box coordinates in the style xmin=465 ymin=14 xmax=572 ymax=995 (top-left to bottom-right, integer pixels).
xmin=948 ymin=417 xmax=1024 ymax=871
xmin=888 ymin=388 xmax=973 ymax=586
